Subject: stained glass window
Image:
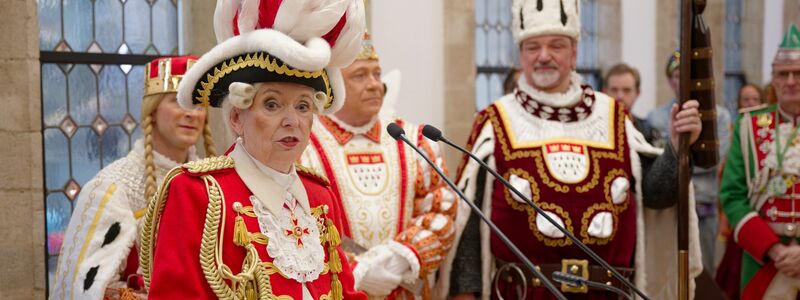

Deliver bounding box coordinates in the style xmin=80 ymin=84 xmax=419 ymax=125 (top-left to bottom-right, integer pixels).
xmin=38 ymin=0 xmax=180 ymax=295
xmin=724 ymin=0 xmax=746 ymax=116
xmin=474 ymin=0 xmax=601 ymax=110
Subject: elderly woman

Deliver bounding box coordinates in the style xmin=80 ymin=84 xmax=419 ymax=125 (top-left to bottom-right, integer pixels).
xmin=138 ymin=1 xmax=367 ymax=299
xmin=51 ymin=56 xmax=215 ymax=300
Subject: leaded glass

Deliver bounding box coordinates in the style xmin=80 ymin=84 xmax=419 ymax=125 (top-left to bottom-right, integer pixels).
xmin=67 ymin=65 xmax=98 ymax=126
xmin=475 ymin=0 xmax=600 ymax=109
xmin=124 ymin=0 xmax=152 ymax=54
xmin=42 ymin=64 xmax=67 ymax=127
xmin=152 ymin=0 xmax=179 ymax=55
xmin=95 ymin=0 xmax=124 ymax=53
xmin=43 ymin=129 xmax=69 ymax=190
xmin=63 ymin=0 xmax=93 ymax=52
xmin=40 ymin=0 xmax=182 ymax=294
xmin=99 ymin=65 xmax=127 ymax=123
xmin=724 ymin=0 xmax=745 ymax=117
xmin=38 ymin=0 xmax=62 ymax=51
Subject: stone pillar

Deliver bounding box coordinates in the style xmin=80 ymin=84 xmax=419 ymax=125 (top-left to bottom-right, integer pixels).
xmin=182 ymin=0 xmax=235 ymax=155
xmin=443 ymin=0 xmax=476 ymax=171
xmin=0 ymin=0 xmax=45 ymax=299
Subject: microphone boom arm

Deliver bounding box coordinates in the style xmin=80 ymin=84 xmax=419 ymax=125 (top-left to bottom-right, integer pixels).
xmin=387 ymin=124 xmax=568 ymax=300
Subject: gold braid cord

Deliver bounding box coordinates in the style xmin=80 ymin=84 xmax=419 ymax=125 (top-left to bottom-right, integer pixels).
xmin=313 ymin=205 xmax=344 ymax=300
xmin=140 ymin=166 xmax=184 ymax=290
xmin=200 ymin=176 xmax=272 ymax=300
xmin=183 ymin=156 xmax=235 ymax=174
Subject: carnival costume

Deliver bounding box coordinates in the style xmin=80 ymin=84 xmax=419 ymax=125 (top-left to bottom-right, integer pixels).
xmin=300 ymin=34 xmax=457 ymax=299
xmin=139 ymin=1 xmax=367 ymax=299
xmin=50 ymin=56 xmax=214 ymax=300
xmin=445 ymin=1 xmax=702 ymax=299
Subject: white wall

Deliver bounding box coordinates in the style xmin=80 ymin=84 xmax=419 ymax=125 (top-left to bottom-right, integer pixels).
xmin=621 ymin=0 xmax=656 ymax=118
xmin=763 ymin=0 xmax=784 ymax=84
xmin=370 ymin=1 xmax=445 ymax=129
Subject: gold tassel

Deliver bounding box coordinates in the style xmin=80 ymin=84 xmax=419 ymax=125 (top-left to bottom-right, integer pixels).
xmin=330 ymin=274 xmax=343 ymax=300
xmin=234 ymin=215 xmax=251 ymax=247
xmin=325 ymin=219 xmax=341 ymax=246
xmin=245 ymin=281 xmax=257 ymax=300
xmin=328 ymin=245 xmax=343 ymax=273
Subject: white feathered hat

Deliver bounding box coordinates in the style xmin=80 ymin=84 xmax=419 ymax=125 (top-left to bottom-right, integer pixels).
xmin=512 ymin=0 xmax=581 ymax=44
xmin=177 ymin=0 xmax=365 ymax=114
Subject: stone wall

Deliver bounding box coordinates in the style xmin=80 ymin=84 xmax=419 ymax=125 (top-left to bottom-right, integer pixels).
xmin=442 ymin=0 xmax=476 ymax=172
xmin=0 ymin=0 xmax=45 ymax=299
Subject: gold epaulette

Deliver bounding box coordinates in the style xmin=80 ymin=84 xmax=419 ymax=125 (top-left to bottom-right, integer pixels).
xmin=295 ymin=164 xmax=330 ymax=186
xmin=181 ymin=155 xmax=235 ymax=175
xmin=738 ymin=103 xmax=769 ymax=114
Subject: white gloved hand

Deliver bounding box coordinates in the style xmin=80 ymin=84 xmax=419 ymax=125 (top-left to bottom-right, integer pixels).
xmin=353 ymin=241 xmax=419 ymax=296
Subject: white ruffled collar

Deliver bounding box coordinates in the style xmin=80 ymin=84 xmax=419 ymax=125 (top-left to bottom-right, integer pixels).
xmin=326 ymin=114 xmax=380 ymax=135
xmin=516 ymin=72 xmax=585 ymax=108
xmin=130 ymin=139 xmax=197 ymax=170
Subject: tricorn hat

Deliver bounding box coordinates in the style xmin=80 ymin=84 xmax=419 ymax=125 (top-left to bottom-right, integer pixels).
xmin=177 ymin=0 xmax=365 ymax=114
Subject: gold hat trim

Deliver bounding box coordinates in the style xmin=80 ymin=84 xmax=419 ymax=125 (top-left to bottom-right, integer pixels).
xmin=195 ymin=52 xmax=332 ymax=109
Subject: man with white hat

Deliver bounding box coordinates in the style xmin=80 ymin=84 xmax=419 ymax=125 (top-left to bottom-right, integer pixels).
xmin=445 ymin=0 xmax=704 ymax=299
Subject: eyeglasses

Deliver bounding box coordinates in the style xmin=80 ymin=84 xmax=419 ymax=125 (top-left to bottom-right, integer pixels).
xmin=774 ymin=69 xmax=800 ymax=81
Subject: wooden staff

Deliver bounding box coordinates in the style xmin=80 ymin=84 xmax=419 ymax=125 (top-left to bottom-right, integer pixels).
xmin=678 ymin=0 xmax=719 ymax=299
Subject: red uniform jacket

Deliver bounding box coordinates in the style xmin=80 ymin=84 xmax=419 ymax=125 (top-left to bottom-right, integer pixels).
xmin=143 ymin=154 xmax=366 ymax=300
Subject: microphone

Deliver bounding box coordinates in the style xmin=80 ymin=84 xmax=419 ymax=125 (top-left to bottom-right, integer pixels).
xmin=421 ymin=124 xmax=648 ymax=300
xmin=386 ymin=123 xmax=568 ymax=300
xmin=552 ymin=272 xmax=633 ymax=300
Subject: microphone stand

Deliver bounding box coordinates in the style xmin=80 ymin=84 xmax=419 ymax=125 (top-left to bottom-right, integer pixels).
xmin=386 ymin=123 xmax=568 ymax=300
xmin=422 ymin=125 xmax=648 ymax=300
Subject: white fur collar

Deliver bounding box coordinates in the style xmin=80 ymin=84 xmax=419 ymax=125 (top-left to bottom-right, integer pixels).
xmin=326 ymin=114 xmax=380 ymax=135
xmin=130 ymin=139 xmax=198 ymax=170
xmin=516 ymin=72 xmax=584 ymax=107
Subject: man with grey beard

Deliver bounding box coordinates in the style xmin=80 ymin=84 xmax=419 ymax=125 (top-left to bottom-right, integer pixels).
xmin=442 ymin=0 xmax=705 ymax=299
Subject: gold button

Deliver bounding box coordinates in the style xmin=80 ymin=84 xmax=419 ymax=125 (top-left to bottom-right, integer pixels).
xmin=570 ymin=265 xmax=579 ymax=274
xmin=607 ymin=270 xmax=613 ymax=278
xmin=606 ymin=281 xmax=612 ymax=286
xmin=533 ymin=278 xmax=541 ymax=286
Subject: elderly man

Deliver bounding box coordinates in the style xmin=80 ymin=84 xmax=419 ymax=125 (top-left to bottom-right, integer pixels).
xmin=720 ymin=23 xmax=800 ymax=300
xmin=446 ymin=0 xmax=703 ymax=299
xmin=300 ymin=33 xmax=457 ymax=300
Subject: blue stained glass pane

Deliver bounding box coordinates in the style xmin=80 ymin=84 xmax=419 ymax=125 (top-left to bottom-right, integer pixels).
xmin=48 ymin=256 xmax=59 ymax=292
xmin=45 ymin=193 xmax=71 ymax=256
xmin=475 ymin=28 xmax=487 ymax=66
xmin=95 ymin=0 xmax=124 ymax=53
xmin=99 ymin=65 xmax=127 ymax=123
xmin=102 ymin=126 xmax=130 ymax=167
xmin=128 ymin=65 xmax=145 ymax=122
xmin=487 ymin=29 xmax=499 ymax=67
xmin=475 ymin=74 xmax=490 ymax=110
xmin=487 ymin=0 xmax=499 ymax=26
xmin=124 ymin=0 xmax=152 ymax=54
xmin=44 ymin=129 xmax=70 ymax=190
xmin=152 ymin=0 xmax=178 ymax=55
xmin=71 ymin=128 xmax=101 ymax=186
xmin=489 ymin=74 xmax=504 ymax=101
xmin=42 ymin=64 xmax=68 ymax=127
xmin=38 ymin=0 xmax=62 ymax=51
xmin=499 ymin=28 xmax=516 ymax=67
xmin=499 ymin=0 xmax=511 ymax=27
xmin=63 ymin=0 xmax=93 ymax=52
xmin=132 ymin=127 xmax=143 ymax=142
xmin=68 ymin=65 xmax=98 ymax=125
xmin=475 ymin=0 xmax=487 ymax=24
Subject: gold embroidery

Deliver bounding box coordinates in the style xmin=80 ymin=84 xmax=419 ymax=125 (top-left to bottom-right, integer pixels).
xmin=195 ymin=52 xmax=332 ymax=109
xmin=182 ymin=155 xmax=235 ymax=174
xmin=579 ymin=203 xmax=617 ymax=245
xmin=603 ymin=169 xmax=630 ymax=214
xmin=72 ymin=183 xmax=117 ymax=292
xmin=504 ymin=168 xmax=573 ymax=247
